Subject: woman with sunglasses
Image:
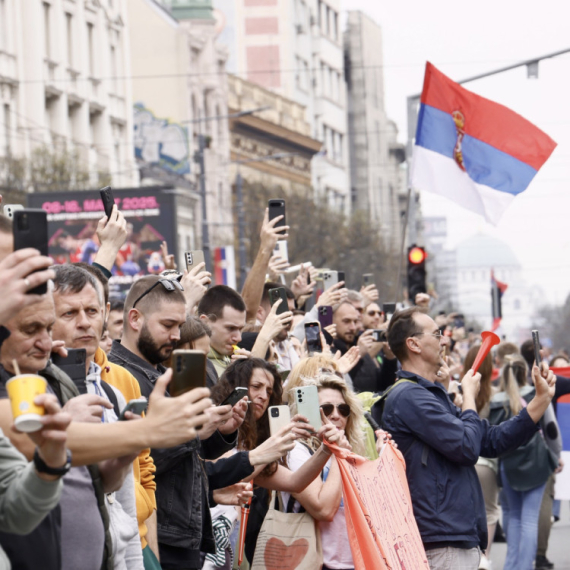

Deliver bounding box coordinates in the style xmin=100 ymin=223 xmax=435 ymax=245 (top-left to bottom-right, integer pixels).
xmin=283 ymin=373 xmax=367 ymax=570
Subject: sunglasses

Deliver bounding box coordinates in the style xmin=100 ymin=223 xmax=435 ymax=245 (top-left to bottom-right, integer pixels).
xmin=320 ymin=403 xmax=351 ymax=418
xmin=367 ymin=310 xmax=382 ymax=316
xmin=132 ymin=278 xmax=184 ymax=309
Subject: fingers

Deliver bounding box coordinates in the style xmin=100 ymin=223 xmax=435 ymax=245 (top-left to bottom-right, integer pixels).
xmin=64 ymin=394 xmax=114 ymax=409
xmin=151 ymin=368 xmax=173 ymax=400
xmin=39 ymin=411 xmax=72 ymax=433
xmin=34 ymin=394 xmax=62 ymax=414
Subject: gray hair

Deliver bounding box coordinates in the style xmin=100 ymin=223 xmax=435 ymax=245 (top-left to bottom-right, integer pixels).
xmin=51 ymin=265 xmax=104 ymax=308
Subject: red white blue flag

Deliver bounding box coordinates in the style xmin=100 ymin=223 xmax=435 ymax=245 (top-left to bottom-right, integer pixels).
xmin=411 ymin=63 xmax=557 ymax=225
xmin=491 ymin=270 xmax=508 ymax=331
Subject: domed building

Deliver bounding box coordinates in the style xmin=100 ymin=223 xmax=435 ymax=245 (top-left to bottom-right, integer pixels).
xmin=454 ymin=233 xmax=538 ymax=343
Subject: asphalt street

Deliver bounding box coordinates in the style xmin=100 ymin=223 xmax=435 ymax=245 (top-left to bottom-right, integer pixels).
xmin=490 ymin=500 xmax=570 ymax=569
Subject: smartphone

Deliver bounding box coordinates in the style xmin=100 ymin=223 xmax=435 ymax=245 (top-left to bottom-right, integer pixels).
xmin=454 ymin=314 xmax=465 ymax=329
xmin=185 ymin=250 xmax=205 ymax=270
xmin=268 ymin=287 xmax=289 ymax=315
xmin=322 ymin=270 xmax=339 ymax=291
xmin=170 ymin=349 xmax=207 ymax=397
xmin=52 ymin=349 xmax=87 ymax=394
xmin=362 ymin=273 xmax=373 ymax=287
xmin=100 ymin=186 xmax=115 ymax=218
xmin=532 ymin=330 xmax=542 ymax=366
xmin=12 ymin=209 xmax=49 ymax=295
xmin=219 ymin=387 xmax=248 ymax=407
xmin=268 ymin=199 xmax=286 ymax=235
xmin=269 ymin=405 xmax=291 ymax=437
xmin=119 ymin=397 xmax=148 ymax=420
xmin=383 ymin=302 xmax=396 ymax=321
xmin=274 ymin=240 xmax=289 ymax=263
xmin=2 ymin=204 xmax=24 ymax=219
xmin=372 ymin=329 xmax=387 ymax=342
xmin=317 ymin=305 xmax=333 ymax=329
xmin=294 ymin=385 xmax=322 ymax=432
xmin=337 ymin=271 xmax=345 ymax=284
xmin=305 ymin=321 xmax=323 ymax=354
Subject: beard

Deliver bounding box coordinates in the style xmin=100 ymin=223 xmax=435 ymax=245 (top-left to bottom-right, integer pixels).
xmin=137 ymin=323 xmax=176 ymax=365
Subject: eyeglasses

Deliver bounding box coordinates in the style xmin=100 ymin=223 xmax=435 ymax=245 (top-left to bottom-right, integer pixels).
xmin=367 ymin=310 xmax=382 ymax=317
xmin=320 ymin=403 xmax=351 ymax=418
xmin=132 ymin=278 xmax=184 ymax=309
xmin=412 ymin=331 xmax=443 ymax=340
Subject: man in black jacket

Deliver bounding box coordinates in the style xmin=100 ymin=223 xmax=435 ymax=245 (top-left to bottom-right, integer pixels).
xmin=332 ymin=302 xmax=397 ymax=393
xmin=109 ymin=275 xmax=253 ymax=569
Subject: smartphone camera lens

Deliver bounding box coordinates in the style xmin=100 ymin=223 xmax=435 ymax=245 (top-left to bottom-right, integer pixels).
xmin=271 ymin=408 xmax=279 ymax=418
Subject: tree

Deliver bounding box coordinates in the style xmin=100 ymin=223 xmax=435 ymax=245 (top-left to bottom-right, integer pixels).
xmin=238 ymin=180 xmax=399 ymax=294
xmin=532 ymin=294 xmax=570 ymax=352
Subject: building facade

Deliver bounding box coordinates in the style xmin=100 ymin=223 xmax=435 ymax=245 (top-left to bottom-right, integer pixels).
xmin=213 ymin=0 xmax=350 ymax=213
xmin=344 ymin=10 xmax=405 ymax=249
xmin=0 ymin=0 xmax=137 ymax=195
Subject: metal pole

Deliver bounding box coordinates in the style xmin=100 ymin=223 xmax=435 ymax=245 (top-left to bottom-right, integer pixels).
xmin=198 ymin=134 xmax=211 ymax=272
xmin=395 ymin=185 xmax=412 ymax=303
xmin=236 ymin=170 xmax=247 ymax=291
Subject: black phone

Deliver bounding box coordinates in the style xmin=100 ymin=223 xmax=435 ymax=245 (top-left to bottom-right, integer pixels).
xmin=52 ymin=349 xmax=87 ymax=394
xmin=12 ymin=209 xmax=49 ymax=295
xmin=100 ymin=186 xmax=115 ymax=219
xmin=383 ymin=302 xmax=396 ymax=320
xmin=268 ymin=287 xmax=289 ymax=315
xmin=532 ymin=330 xmax=542 ymax=366
xmin=219 ymin=387 xmax=248 ymax=407
xmin=170 ymin=349 xmax=207 ymax=397
xmin=305 ymin=321 xmax=322 ymax=353
xmin=337 ymin=271 xmax=345 ymax=284
xmin=372 ymin=329 xmax=387 ymax=342
xmin=362 ymin=273 xmax=373 ymax=287
xmin=268 ymin=199 xmax=286 ymax=234
xmin=454 ymin=314 xmax=465 ymax=329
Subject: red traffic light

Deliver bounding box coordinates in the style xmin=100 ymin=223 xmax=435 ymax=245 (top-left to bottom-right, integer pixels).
xmin=408 ymin=247 xmax=426 ymax=264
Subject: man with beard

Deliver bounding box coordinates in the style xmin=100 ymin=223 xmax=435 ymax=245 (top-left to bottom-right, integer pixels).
xmin=109 ymin=276 xmax=256 ymax=570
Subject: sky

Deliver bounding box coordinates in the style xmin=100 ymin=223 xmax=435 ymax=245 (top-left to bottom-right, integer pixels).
xmin=341 ymin=0 xmax=570 ymax=307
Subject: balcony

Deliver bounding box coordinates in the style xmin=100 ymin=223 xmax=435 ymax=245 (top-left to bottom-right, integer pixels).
xmin=0 ymin=50 xmax=17 ymax=85
xmin=88 ymin=78 xmax=104 ymax=113
xmin=108 ymin=93 xmax=127 ymax=124
xmin=44 ymin=59 xmax=62 ymax=99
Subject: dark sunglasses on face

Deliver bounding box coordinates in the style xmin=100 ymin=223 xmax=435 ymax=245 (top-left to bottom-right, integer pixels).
xmin=132 ymin=278 xmax=184 ymax=309
xmin=320 ymin=403 xmax=351 ymax=418
xmin=367 ymin=310 xmax=382 ymax=316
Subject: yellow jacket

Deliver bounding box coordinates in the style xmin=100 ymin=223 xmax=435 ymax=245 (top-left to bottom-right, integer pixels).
xmin=94 ymin=348 xmax=156 ymax=548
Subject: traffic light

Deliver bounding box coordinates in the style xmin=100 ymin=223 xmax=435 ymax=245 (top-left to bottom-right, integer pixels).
xmin=407 ymin=245 xmax=427 ymax=299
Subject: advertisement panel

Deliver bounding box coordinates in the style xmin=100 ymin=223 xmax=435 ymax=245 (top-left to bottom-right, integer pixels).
xmin=27 ymin=186 xmax=178 ymax=298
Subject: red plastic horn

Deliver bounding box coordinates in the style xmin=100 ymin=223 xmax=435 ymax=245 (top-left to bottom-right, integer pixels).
xmin=471 ymin=331 xmax=501 ymax=374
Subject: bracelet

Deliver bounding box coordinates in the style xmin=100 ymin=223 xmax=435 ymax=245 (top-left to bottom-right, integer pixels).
xmin=33 ymin=448 xmax=72 ymax=477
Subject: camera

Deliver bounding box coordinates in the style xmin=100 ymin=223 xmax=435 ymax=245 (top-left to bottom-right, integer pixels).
xmin=271 ymin=407 xmax=280 ymax=418
xmin=372 ymin=329 xmax=387 ymax=342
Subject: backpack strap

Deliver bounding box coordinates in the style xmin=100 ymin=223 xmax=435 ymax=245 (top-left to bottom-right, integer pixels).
xmin=100 ymin=380 xmax=121 ymax=418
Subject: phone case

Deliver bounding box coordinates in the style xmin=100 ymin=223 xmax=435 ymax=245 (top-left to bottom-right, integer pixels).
xmin=13 ymin=209 xmax=49 ymax=295
xmin=294 ymin=385 xmax=322 ymax=432
xmin=269 ymin=405 xmax=291 ymax=437
xmin=52 ymin=349 xmax=87 ymax=392
xmin=3 ymin=204 xmax=24 ymax=219
xmin=317 ymin=306 xmax=333 ymax=329
xmin=185 ymin=250 xmax=205 ymax=269
xmin=120 ymin=398 xmax=148 ymax=420
xmin=268 ymin=199 xmax=286 ymax=233
xmin=305 ymin=322 xmax=322 ymax=353
xmin=170 ymin=350 xmax=207 ymax=397
xmin=268 ymin=287 xmax=289 ymax=315
xmin=322 ymin=271 xmax=338 ymax=291
xmin=220 ymin=387 xmax=248 ymax=407
xmin=100 ymin=186 xmax=115 ymax=218
xmin=362 ymin=273 xmax=373 ymax=287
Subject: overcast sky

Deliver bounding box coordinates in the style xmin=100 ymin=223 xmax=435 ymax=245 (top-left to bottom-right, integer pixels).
xmin=342 ymin=0 xmax=570 ymax=307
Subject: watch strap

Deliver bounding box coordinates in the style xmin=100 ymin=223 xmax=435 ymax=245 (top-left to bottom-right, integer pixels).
xmin=33 ymin=448 xmax=72 ymax=476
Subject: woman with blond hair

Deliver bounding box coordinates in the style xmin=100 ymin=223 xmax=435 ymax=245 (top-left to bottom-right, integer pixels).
xmin=489 ymin=355 xmax=558 ymax=570
xmin=283 ymin=372 xmax=367 ymax=570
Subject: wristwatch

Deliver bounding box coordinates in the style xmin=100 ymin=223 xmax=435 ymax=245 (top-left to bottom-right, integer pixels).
xmin=33 ymin=448 xmax=72 ymax=477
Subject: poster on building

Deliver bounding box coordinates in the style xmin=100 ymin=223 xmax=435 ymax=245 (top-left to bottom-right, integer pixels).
xmin=27 ymin=187 xmax=178 ymax=298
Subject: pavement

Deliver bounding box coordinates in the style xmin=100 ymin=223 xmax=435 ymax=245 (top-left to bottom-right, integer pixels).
xmin=490 ymin=500 xmax=570 ymax=569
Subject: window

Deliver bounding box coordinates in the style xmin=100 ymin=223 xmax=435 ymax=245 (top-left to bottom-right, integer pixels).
xmin=110 ymin=45 xmax=117 ymax=91
xmin=43 ymin=2 xmax=51 ymax=58
xmin=333 ymin=11 xmax=338 ymax=41
xmin=65 ymin=13 xmax=73 ymax=68
xmin=0 ymin=0 xmax=7 ymax=52
xmin=87 ymin=23 xmax=95 ymax=76
xmin=325 ymin=6 xmax=330 ymax=36
xmin=2 ymin=104 xmax=10 ymax=154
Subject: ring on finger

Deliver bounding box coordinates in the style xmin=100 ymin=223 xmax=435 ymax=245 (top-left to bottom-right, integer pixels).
xmin=24 ymin=277 xmax=31 ymax=289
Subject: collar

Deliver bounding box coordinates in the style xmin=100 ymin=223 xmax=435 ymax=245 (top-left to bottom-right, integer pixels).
xmin=396 ymin=369 xmax=439 ymax=389
xmin=94 ymin=347 xmax=111 ymax=375
xmin=110 ymin=339 xmax=165 ymax=380
xmin=86 ymin=360 xmax=102 ymax=383
xmin=208 ymin=347 xmax=231 ymax=365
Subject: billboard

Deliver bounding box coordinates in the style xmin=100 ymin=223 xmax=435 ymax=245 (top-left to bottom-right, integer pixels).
xmin=28 ymin=186 xmax=178 ymax=298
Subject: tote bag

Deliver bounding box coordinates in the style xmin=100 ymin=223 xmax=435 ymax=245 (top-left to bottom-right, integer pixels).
xmin=250 ymin=491 xmax=323 ymax=570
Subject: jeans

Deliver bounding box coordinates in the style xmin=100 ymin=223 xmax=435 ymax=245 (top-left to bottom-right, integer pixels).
xmin=425 ymin=546 xmax=480 ymax=570
xmin=500 ymin=464 xmax=546 ymax=570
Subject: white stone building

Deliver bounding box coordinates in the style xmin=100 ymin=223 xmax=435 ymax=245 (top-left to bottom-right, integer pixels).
xmin=212 ymin=0 xmax=350 ymax=213
xmin=0 ymin=0 xmax=137 ymax=189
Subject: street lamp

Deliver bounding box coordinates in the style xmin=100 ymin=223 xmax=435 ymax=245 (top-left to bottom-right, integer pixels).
xmin=233 ymin=152 xmax=299 ymax=290
xmin=189 ymin=106 xmax=269 ymax=271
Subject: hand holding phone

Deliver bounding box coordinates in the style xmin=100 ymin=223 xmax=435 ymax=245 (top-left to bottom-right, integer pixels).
xmin=268 ymin=199 xmax=286 ymax=235
xmin=532 ymin=330 xmax=544 ymax=373
xmin=219 ymin=387 xmax=248 ymax=407
xmin=305 ymin=321 xmax=323 ymax=354
xmin=100 ymin=186 xmax=115 ymax=219
xmin=170 ymin=350 xmax=207 ymax=397
xmin=120 ymin=397 xmax=148 ymax=420
xmin=269 ymin=405 xmax=291 ymax=436
xmin=294 ymin=385 xmax=322 ymax=432
xmin=268 ymin=287 xmax=289 ymax=315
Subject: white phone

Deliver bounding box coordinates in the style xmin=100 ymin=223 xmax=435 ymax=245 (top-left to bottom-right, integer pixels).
xmin=268 ymin=405 xmax=291 ymax=437
xmin=3 ymin=204 xmax=24 ymax=219
xmin=322 ymin=270 xmax=339 ymax=291
xmin=294 ymin=385 xmax=322 ymax=432
xmin=274 ymin=240 xmax=289 ymax=263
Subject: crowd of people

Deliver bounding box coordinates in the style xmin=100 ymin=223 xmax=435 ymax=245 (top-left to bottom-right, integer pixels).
xmin=0 ymin=198 xmax=565 ymax=570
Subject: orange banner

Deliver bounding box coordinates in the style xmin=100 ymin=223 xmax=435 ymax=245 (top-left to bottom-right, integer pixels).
xmin=326 ymin=441 xmax=429 ymax=570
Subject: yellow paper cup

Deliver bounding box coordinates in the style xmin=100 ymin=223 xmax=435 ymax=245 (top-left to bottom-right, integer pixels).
xmin=6 ymin=374 xmax=47 ymax=433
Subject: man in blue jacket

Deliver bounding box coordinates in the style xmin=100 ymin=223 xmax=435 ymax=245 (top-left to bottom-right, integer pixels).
xmin=374 ymin=307 xmax=556 ymax=570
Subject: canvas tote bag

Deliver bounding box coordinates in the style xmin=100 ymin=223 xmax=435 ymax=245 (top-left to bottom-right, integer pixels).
xmin=250 ymin=491 xmax=323 ymax=570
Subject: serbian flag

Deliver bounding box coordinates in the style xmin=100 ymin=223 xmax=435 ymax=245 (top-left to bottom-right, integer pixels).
xmin=491 ymin=270 xmax=508 ymax=331
xmin=213 ymin=245 xmax=236 ymax=289
xmin=411 ymin=63 xmax=557 ymax=225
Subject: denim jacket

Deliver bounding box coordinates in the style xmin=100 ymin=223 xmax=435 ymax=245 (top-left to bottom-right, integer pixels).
xmin=108 ymin=341 xmax=239 ymax=555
